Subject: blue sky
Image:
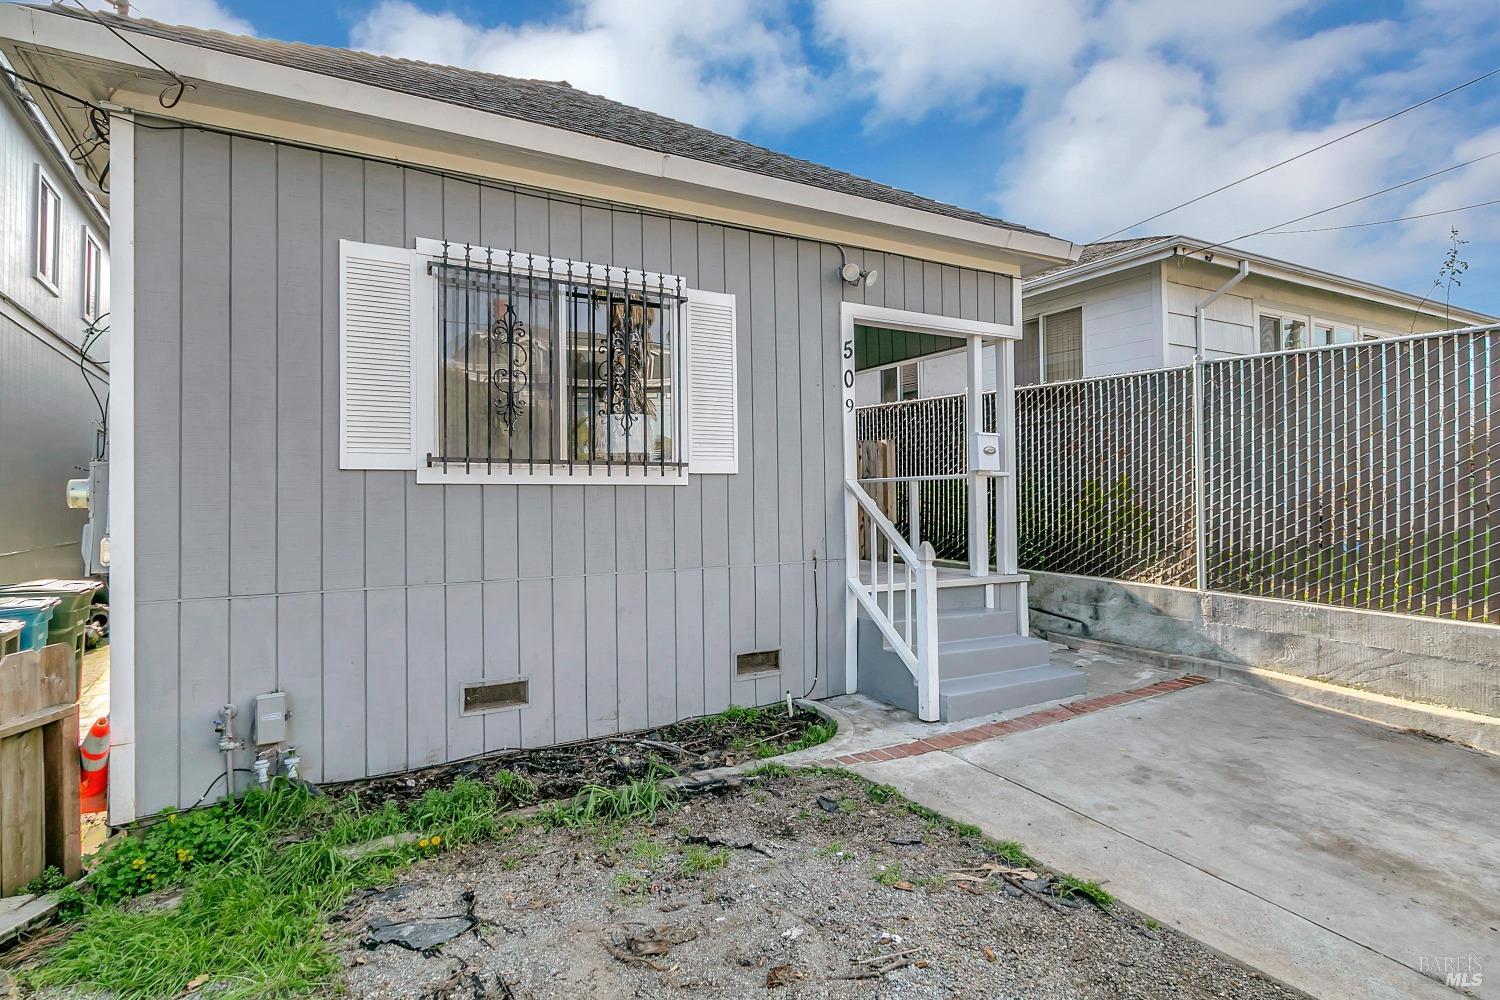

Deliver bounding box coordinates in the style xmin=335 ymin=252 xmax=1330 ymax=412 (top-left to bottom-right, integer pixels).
xmin=118 ymin=0 xmax=1500 ymax=315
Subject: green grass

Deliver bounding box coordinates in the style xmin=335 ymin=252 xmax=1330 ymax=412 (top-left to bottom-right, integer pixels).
xmin=873 ymin=864 xmax=904 ymax=887
xmin=629 ymin=838 xmax=666 ymax=868
xmin=677 ymin=845 xmax=729 ymax=876
xmin=1056 ymin=874 xmax=1114 ymax=908
xmin=25 ymin=765 xmax=680 ymax=1000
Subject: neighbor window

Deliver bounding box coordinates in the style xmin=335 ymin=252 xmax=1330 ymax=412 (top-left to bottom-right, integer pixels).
xmin=82 ymin=229 xmax=103 ymax=321
xmin=1041 ymin=307 xmax=1083 ymax=381
xmin=431 ymin=251 xmax=680 ymax=470
xmin=34 ymin=166 xmax=61 ymax=291
xmin=879 ymin=362 xmax=919 ymax=402
xmin=1258 ymin=313 xmax=1307 ymax=352
xmin=1311 ymin=320 xmax=1357 ymax=347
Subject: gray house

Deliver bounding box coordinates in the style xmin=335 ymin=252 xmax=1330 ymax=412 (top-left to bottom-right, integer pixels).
xmin=0 ymin=52 xmax=109 ymax=582
xmin=1 ymin=5 xmax=1083 ymax=823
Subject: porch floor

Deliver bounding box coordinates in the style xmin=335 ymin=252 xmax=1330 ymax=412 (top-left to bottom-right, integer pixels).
xmin=853 ymin=560 xmax=1025 ymax=589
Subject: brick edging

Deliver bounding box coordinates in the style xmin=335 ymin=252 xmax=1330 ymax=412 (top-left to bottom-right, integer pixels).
xmin=820 ymin=675 xmax=1210 ymax=766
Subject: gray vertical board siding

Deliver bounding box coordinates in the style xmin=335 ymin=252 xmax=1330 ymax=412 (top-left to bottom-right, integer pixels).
xmin=276 ymin=146 xmax=326 ymax=594
xmin=481 ymin=580 xmax=522 ymax=750
xmin=403 ymin=171 xmax=445 ymax=585
xmin=584 ymin=574 xmax=618 ymax=737
xmin=229 ymin=138 xmax=279 ymax=597
xmin=276 ymin=593 xmax=323 ymax=782
xmin=728 ymin=564 xmax=756 ymax=707
xmin=133 ymin=125 xmax=181 ymax=603
xmin=615 ymin=572 xmax=648 ymax=731
xmin=321 ymin=588 xmax=367 ymax=782
xmin=320 ymin=155 xmax=366 ymax=592
xmin=723 ymin=229 xmax=755 ymax=570
xmin=773 ymin=237 xmax=804 ymax=565
xmin=701 ymin=566 xmax=732 ymax=714
xmin=441 ymin=179 xmax=484 ymax=585
xmin=552 ymin=576 xmax=588 ymax=743
xmin=228 ymin=597 xmax=277 ymax=753
xmin=674 ymin=568 xmax=705 ymax=720
xmin=178 ymin=130 xmax=231 ymax=599
xmin=133 ymin=601 xmax=180 ymax=812
xmin=134 ymin=128 xmax=1012 ymax=807
xmin=177 ymin=599 xmax=229 ymax=807
xmin=517 ymin=578 xmax=555 ymax=747
xmin=405 ymin=584 xmax=447 ymax=767
xmin=997 ymin=275 xmax=1014 ymax=325
xmin=444 ymin=582 xmax=485 ymax=759
xmin=645 ymin=570 xmax=676 ymax=726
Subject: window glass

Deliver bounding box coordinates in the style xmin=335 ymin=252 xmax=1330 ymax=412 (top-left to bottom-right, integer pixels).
xmin=1043 ymin=307 xmax=1083 ymax=381
xmin=1259 ymin=315 xmax=1306 ymax=351
xmin=83 ymin=233 xmax=102 ymax=320
xmin=433 ymin=260 xmax=678 ymax=469
xmin=880 ymin=367 xmax=898 ymax=403
xmin=35 ymin=173 xmax=60 ymax=286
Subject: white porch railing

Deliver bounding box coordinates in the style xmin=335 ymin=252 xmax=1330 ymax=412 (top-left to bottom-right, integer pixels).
xmin=845 ymin=478 xmax=939 ymax=721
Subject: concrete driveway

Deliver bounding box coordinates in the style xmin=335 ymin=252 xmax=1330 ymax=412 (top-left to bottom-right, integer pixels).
xmin=847 ymin=677 xmax=1500 ymax=999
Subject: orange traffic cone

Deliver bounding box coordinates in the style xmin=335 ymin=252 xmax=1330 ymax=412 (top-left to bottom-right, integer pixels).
xmin=80 ymin=716 xmax=109 ymax=813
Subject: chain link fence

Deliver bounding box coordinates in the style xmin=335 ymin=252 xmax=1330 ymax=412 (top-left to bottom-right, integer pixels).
xmin=854 ymin=327 xmax=1499 ymax=624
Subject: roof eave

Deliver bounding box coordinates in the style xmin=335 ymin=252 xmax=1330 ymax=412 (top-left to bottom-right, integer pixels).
xmin=0 ymin=4 xmax=1076 ymax=273
xmin=1025 ymin=237 xmax=1498 ymax=326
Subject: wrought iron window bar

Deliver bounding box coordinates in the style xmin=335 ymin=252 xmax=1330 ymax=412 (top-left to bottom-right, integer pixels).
xmin=424 ymin=243 xmax=687 ymax=477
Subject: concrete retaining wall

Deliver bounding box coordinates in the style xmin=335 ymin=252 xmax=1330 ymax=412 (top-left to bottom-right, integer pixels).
xmin=1027 ymin=572 xmax=1499 ymax=717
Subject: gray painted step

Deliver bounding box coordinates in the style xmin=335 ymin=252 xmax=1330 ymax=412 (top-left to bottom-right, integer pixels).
xmin=937 ymin=664 xmax=1087 ymax=722
xmin=868 ymin=606 xmax=1023 ymax=644
xmin=934 ymin=634 xmax=1057 ymax=680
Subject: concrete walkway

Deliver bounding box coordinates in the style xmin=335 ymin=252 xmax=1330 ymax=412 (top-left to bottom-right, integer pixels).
xmin=841 ymin=671 xmax=1500 ymax=999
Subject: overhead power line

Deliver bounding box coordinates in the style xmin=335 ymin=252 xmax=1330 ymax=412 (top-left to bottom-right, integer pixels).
xmin=1259 ymin=196 xmax=1500 ymax=234
xmin=1185 ymin=147 xmax=1500 ymax=258
xmin=1092 ymin=64 xmax=1500 ymax=243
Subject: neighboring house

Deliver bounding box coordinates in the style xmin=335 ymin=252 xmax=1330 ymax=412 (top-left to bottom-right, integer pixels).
xmin=0 ymin=52 xmax=108 ymax=582
xmin=1 ymin=6 xmax=1080 ymax=822
xmin=856 ymin=234 xmax=1496 ymax=399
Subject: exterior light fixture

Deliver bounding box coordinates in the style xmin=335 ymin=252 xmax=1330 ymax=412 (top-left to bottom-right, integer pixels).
xmin=836 ymin=247 xmax=879 ymax=288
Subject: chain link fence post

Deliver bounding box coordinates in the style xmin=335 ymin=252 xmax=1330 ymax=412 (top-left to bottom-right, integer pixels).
xmin=1192 ymin=354 xmax=1208 ymax=593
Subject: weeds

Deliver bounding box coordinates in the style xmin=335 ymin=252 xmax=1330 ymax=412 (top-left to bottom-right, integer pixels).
xmin=537 ymin=766 xmax=678 ymax=829
xmin=677 ymin=845 xmax=729 ymax=876
xmin=873 ymin=864 xmax=904 ymax=887
xmin=1056 ymin=875 xmax=1114 ymax=908
xmin=630 ymin=839 xmax=666 ymax=868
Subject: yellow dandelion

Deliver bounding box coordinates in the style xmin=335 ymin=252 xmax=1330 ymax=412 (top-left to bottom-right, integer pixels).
xmin=429 ymin=835 xmax=442 ymax=847
xmin=167 ymin=814 xmax=178 ymax=824
xmin=145 ymin=873 xmax=156 ymax=881
xmin=131 ymin=858 xmax=146 ymax=871
xmin=417 ymin=837 xmax=430 ymax=849
xmin=177 ymin=848 xmax=193 ymax=863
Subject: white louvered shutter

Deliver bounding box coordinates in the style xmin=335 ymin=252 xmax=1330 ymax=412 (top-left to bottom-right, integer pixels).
xmin=684 ymin=288 xmax=739 ymax=474
xmin=339 ymin=240 xmax=418 ymax=470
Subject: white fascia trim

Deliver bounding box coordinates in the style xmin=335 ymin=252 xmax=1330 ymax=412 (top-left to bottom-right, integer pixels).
xmin=844 ymin=302 xmax=1020 ymax=341
xmin=105 ymin=110 xmax=136 ymax=826
xmin=0 ymin=5 xmax=1076 ymax=269
xmin=1025 ymin=237 xmax=1498 ymax=326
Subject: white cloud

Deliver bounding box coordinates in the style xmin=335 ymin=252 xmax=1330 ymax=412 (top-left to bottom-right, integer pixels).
xmin=814 ymin=0 xmax=1087 ymax=124
xmin=348 ymin=0 xmax=826 ymax=135
xmin=124 ymin=0 xmax=254 ymax=34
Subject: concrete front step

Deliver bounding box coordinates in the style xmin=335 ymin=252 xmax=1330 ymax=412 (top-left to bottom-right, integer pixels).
xmin=937 ymin=664 xmax=1087 ymax=722
xmin=871 ymin=606 xmax=1022 ymax=644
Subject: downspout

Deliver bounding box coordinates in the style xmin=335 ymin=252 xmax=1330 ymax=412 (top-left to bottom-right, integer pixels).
xmin=1191 ymin=258 xmax=1249 ymax=593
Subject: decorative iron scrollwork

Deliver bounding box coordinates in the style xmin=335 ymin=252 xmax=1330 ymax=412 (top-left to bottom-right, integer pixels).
xmin=487 ymin=299 xmax=530 ymax=431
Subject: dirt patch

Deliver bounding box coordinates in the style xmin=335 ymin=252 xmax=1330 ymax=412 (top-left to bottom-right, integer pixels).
xmin=331 ymin=770 xmax=1304 ymax=999
xmin=329 ymin=706 xmax=829 ymax=811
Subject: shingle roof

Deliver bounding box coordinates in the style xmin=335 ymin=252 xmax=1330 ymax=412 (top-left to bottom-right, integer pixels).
xmin=1026 ymin=236 xmax=1172 ymax=281
xmin=47 ymin=6 xmax=1053 ymax=239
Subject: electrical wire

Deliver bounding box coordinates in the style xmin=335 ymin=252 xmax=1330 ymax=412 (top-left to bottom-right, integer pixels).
xmin=803 ymin=549 xmax=820 ymax=700
xmin=1092 ymin=64 xmax=1500 ymax=242
xmin=68 ymin=0 xmax=191 ymax=108
xmin=1256 ymin=196 xmax=1500 ymax=235
xmin=1184 ymin=147 xmax=1500 ymax=259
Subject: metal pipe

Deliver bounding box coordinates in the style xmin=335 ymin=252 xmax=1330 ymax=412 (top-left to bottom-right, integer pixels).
xmin=1192 ymin=259 xmax=1249 ymax=592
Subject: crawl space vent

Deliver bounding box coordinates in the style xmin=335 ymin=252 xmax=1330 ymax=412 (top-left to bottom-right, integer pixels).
xmin=736 ymin=649 xmax=780 ymax=677
xmin=462 ymin=679 xmax=529 ymax=714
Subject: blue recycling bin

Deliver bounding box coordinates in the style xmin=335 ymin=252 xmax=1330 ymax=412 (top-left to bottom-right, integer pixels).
xmin=0 ymin=595 xmax=61 ymax=651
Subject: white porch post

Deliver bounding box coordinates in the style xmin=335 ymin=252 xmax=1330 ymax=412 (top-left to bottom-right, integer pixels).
xmin=965 ymin=334 xmax=988 ymax=576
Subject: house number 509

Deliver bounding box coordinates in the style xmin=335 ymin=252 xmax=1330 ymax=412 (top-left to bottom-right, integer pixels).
xmin=842 ymin=339 xmax=855 ymax=410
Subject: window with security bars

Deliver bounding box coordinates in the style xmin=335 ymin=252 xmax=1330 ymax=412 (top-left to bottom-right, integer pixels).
xmin=429 ymin=250 xmax=683 ymax=474
xmin=338 ymin=238 xmax=737 ymax=481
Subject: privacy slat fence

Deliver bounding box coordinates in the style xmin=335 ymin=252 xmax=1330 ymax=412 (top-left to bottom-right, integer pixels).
xmin=855 ymin=326 xmax=1499 ymax=624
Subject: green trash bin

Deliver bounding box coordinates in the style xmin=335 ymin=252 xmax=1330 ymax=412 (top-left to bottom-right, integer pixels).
xmin=0 ymin=579 xmax=103 ymax=678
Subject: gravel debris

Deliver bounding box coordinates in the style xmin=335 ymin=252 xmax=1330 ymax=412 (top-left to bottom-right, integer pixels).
xmin=329 ymin=770 xmax=1306 ymax=999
